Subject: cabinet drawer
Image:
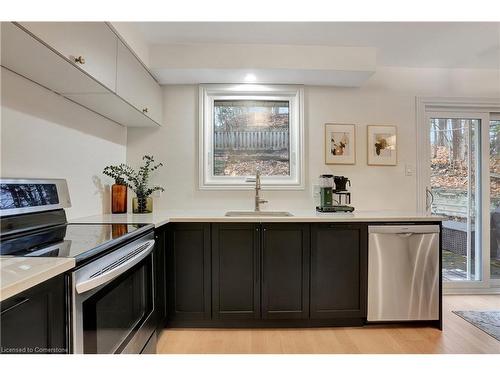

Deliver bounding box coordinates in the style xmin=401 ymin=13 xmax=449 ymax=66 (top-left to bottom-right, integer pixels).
xmin=19 ymin=22 xmax=118 ymax=91
xmin=116 ymin=40 xmax=162 ymax=124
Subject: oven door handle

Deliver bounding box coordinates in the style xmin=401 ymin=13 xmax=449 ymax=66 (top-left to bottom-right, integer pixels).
xmin=75 ymin=240 xmax=155 ymax=294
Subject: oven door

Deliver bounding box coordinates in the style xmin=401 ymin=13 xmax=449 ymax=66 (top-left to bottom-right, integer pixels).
xmin=72 ymin=233 xmax=156 ymax=354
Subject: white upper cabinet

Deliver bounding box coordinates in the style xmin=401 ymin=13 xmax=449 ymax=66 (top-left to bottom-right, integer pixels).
xmin=1 ymin=22 xmax=107 ymax=95
xmin=19 ymin=22 xmax=118 ymax=92
xmin=2 ymin=22 xmax=162 ymax=127
xmin=116 ymin=40 xmax=162 ymax=124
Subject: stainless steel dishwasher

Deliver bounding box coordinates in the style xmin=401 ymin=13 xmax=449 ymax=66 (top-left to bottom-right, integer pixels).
xmin=367 ymin=225 xmax=440 ymax=322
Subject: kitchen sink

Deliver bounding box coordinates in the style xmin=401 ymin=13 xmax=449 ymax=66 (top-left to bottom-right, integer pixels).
xmin=225 ymin=211 xmax=294 ymax=217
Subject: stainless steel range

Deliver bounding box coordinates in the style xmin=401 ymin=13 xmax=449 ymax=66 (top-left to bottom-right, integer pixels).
xmin=0 ymin=178 xmax=157 ymax=354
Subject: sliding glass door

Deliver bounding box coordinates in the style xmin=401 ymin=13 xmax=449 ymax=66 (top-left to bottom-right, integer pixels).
xmin=422 ymin=110 xmax=495 ymax=290
xmin=490 ymin=117 xmax=500 ymax=284
xmin=428 ymin=116 xmax=482 ymax=282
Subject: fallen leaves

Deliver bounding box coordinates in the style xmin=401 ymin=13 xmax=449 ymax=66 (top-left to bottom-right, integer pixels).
xmin=431 ymin=146 xmax=500 ymax=196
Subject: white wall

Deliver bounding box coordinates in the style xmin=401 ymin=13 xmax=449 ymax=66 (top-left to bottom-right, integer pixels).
xmin=127 ymin=67 xmax=499 ymax=212
xmin=1 ymin=68 xmax=127 ymax=219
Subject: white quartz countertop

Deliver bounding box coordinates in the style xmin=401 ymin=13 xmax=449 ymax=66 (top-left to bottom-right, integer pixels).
xmin=0 ymin=257 xmax=75 ymax=302
xmin=71 ymin=209 xmax=443 ymax=227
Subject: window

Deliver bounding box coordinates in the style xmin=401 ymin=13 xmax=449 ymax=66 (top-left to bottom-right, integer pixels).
xmin=199 ymin=84 xmax=304 ymax=189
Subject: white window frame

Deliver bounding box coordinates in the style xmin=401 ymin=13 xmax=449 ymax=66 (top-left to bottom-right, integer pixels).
xmin=199 ymin=84 xmax=304 ymax=190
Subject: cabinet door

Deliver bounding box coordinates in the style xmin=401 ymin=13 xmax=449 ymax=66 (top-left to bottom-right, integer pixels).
xmin=261 ymin=223 xmax=310 ymax=319
xmin=0 ymin=274 xmax=67 ymax=353
xmin=310 ymin=224 xmax=368 ymax=319
xmin=19 ymin=22 xmax=118 ymax=91
xmin=212 ymin=223 xmax=260 ymax=320
xmin=167 ymin=223 xmax=211 ymax=321
xmin=116 ymin=40 xmax=162 ymax=124
xmin=154 ymin=226 xmax=168 ymax=330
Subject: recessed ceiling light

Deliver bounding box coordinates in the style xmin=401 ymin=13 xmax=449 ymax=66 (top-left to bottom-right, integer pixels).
xmin=244 ymin=73 xmax=257 ymax=82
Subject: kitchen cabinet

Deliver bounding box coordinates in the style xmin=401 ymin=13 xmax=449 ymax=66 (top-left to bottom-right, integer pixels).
xmin=116 ymin=40 xmax=163 ymax=124
xmin=1 ymin=22 xmax=162 ymax=127
xmin=1 ymin=22 xmax=108 ymax=96
xmin=211 ymin=223 xmax=260 ymax=320
xmin=310 ymin=224 xmax=367 ymax=320
xmin=164 ymin=222 xmax=368 ymax=327
xmin=0 ymin=274 xmax=67 ymax=354
xmin=261 ymin=223 xmax=310 ymax=320
xmin=166 ymin=223 xmax=211 ymax=321
xmin=19 ymin=22 xmax=118 ymax=91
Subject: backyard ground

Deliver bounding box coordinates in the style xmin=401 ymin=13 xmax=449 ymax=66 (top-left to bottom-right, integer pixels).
xmin=431 ymin=128 xmax=500 ymax=282
xmin=443 ymin=250 xmax=500 ymax=281
xmin=214 ymin=151 xmax=290 ymax=176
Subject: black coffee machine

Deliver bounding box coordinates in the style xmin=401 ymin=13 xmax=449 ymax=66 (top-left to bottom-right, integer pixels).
xmin=316 ymin=175 xmax=354 ymax=213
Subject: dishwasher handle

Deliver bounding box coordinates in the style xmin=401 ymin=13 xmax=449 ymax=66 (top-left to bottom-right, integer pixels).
xmin=368 ymin=225 xmax=440 ymax=235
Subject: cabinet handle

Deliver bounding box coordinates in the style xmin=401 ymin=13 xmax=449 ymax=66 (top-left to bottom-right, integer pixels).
xmin=1 ymin=297 xmax=29 ymax=315
xmin=142 ymin=108 xmax=149 ymax=113
xmin=74 ymin=56 xmax=85 ymax=64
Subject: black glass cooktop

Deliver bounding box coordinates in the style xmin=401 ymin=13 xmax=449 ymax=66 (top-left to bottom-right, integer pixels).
xmin=0 ymin=223 xmax=153 ymax=263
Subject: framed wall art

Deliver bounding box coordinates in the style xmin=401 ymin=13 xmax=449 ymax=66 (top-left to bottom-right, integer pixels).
xmin=367 ymin=125 xmax=397 ymax=166
xmin=324 ymin=123 xmax=356 ymax=165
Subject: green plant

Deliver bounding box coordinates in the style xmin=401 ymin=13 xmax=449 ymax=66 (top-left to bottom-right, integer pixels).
xmin=103 ymin=156 xmax=165 ymax=213
xmin=120 ymin=155 xmax=165 ymax=198
xmin=102 ymin=165 xmax=127 ymax=185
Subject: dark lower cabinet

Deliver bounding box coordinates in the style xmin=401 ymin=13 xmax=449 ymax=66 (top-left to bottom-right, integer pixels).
xmin=212 ymin=223 xmax=260 ymax=320
xmin=164 ymin=222 xmax=368 ymax=327
xmin=167 ymin=223 xmax=211 ymax=321
xmin=310 ymin=223 xmax=368 ymax=320
xmin=0 ymin=274 xmax=67 ymax=354
xmin=261 ymin=223 xmax=310 ymax=319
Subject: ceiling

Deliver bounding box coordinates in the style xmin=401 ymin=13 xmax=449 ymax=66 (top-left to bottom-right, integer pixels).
xmin=134 ymin=22 xmax=500 ymax=69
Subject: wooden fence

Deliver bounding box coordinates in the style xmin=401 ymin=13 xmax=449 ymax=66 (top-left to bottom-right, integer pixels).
xmin=214 ymin=130 xmax=289 ymax=151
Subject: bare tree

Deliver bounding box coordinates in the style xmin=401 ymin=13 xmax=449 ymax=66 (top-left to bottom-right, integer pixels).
xmin=451 ymin=118 xmax=462 ymax=163
xmin=437 ymin=119 xmax=446 ymax=146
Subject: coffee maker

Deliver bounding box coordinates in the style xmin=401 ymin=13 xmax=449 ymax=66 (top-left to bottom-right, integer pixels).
xmin=316 ymin=174 xmax=354 ymax=213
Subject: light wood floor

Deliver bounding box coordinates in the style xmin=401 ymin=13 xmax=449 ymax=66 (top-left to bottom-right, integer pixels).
xmin=156 ymin=295 xmax=500 ymax=354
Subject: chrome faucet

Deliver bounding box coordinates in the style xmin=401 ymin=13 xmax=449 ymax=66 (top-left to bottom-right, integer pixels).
xmin=246 ymin=170 xmax=268 ymax=211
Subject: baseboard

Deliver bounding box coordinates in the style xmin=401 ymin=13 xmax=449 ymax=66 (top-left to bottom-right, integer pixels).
xmin=165 ymin=318 xmax=365 ymax=329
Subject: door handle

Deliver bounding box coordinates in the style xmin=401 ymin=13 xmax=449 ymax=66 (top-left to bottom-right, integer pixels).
xmin=425 ymin=187 xmax=434 ymax=211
